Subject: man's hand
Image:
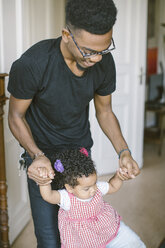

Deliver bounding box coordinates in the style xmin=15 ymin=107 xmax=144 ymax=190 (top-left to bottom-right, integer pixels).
xmin=27 ymin=156 xmax=55 ymax=185
xmin=119 ymin=151 xmax=140 ymax=179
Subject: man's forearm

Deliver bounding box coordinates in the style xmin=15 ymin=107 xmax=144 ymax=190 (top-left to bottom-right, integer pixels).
xmin=96 ymin=110 xmax=129 ymax=154
xmin=8 ymin=115 xmax=42 ymax=158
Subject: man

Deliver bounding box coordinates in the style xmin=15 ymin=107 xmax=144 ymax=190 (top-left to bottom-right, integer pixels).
xmin=8 ymin=0 xmax=140 ymax=247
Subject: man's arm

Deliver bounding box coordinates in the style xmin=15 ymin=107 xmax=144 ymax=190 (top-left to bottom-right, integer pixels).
xmin=94 ymin=93 xmax=140 ymax=179
xmin=8 ymin=95 xmax=54 ymax=184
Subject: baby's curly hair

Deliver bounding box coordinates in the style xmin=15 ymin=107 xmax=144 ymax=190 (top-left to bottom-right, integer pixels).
xmin=52 ymin=149 xmax=96 ymax=189
xmin=65 ymin=0 xmax=117 ymax=34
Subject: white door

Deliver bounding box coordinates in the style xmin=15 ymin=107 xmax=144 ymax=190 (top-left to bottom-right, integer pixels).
xmin=90 ymin=0 xmax=148 ymax=175
xmin=1 ymin=0 xmax=31 ymax=244
xmin=1 ymin=0 xmax=65 ymax=244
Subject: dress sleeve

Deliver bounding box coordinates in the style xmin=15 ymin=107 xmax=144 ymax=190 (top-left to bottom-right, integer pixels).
xmin=58 ymin=189 xmax=71 ymax=211
xmin=97 ymin=181 xmax=109 ymax=195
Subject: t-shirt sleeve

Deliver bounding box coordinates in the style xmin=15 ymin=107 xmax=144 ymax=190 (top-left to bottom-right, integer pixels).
xmin=7 ymin=55 xmax=41 ymax=99
xmin=95 ymin=53 xmax=116 ymax=96
xmin=58 ymin=189 xmax=71 ymax=211
xmin=97 ymin=181 xmax=109 ymax=195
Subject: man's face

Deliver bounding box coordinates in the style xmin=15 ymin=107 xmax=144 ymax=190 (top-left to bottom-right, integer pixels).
xmin=66 ymin=28 xmax=113 ymax=70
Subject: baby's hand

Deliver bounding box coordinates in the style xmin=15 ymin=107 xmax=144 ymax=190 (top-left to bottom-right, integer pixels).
xmin=116 ymin=167 xmax=135 ymax=181
xmin=37 ymin=167 xmax=50 ymax=179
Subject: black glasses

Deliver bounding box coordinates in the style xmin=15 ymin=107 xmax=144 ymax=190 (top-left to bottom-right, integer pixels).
xmin=67 ymin=27 xmax=115 ymax=58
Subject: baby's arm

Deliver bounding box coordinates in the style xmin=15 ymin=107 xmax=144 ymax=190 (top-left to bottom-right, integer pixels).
xmin=39 ymin=184 xmax=60 ymax=204
xmin=107 ymin=168 xmax=132 ymax=194
xmin=38 ymin=167 xmax=60 ymax=204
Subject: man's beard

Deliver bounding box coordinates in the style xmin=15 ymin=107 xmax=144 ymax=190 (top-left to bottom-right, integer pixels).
xmin=76 ymin=62 xmax=87 ymax=71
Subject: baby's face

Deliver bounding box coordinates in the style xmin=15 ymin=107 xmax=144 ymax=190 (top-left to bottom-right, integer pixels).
xmin=71 ymin=173 xmax=97 ymax=200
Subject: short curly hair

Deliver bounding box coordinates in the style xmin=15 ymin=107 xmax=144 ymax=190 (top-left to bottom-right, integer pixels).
xmin=65 ymin=0 xmax=117 ymax=34
xmin=52 ymin=149 xmax=96 ymax=189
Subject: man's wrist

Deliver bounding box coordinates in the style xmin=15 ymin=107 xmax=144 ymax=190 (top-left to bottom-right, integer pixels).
xmin=118 ymin=148 xmax=131 ymax=159
xmin=33 ymin=151 xmax=45 ymax=160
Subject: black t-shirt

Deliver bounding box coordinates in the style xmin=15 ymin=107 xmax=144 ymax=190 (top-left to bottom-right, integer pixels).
xmin=8 ymin=37 xmax=116 ymax=151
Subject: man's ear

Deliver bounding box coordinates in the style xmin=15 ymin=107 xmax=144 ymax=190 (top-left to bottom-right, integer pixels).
xmin=65 ymin=184 xmax=74 ymax=193
xmin=62 ymin=28 xmax=70 ymax=43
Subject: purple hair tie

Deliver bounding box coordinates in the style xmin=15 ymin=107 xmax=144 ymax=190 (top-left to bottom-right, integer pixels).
xmin=54 ymin=159 xmax=64 ymax=173
xmin=80 ymin=147 xmax=88 ymax=157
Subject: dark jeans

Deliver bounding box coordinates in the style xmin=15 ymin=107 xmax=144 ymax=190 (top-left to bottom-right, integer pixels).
xmin=23 ymin=153 xmax=61 ymax=248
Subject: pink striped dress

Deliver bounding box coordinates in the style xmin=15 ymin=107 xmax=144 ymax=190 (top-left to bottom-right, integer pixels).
xmin=58 ymin=188 xmax=121 ymax=248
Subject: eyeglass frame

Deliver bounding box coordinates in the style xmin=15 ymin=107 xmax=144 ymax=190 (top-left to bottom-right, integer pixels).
xmin=67 ymin=26 xmax=116 ymax=58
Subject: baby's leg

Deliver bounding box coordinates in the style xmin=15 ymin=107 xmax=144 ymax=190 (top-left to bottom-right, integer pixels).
xmin=106 ymin=221 xmax=146 ymax=248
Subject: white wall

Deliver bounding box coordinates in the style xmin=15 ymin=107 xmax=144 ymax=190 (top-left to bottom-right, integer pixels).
xmin=23 ymin=0 xmax=65 ymax=48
